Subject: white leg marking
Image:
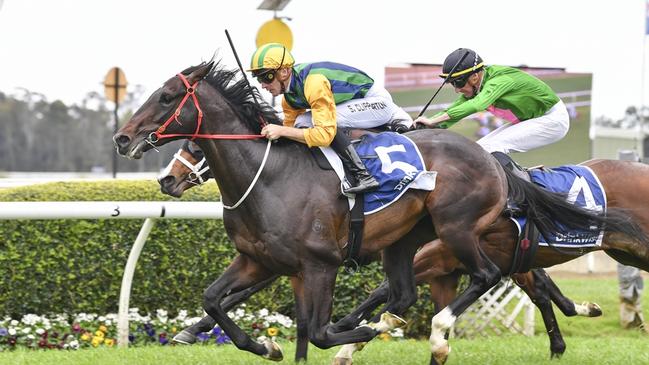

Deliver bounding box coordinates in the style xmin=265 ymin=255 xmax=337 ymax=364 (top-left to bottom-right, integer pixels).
xmin=573 ymin=302 xmax=590 ymax=316
xmin=335 ymin=343 xmax=365 ymax=360
xmin=429 ymin=307 xmax=456 ymax=353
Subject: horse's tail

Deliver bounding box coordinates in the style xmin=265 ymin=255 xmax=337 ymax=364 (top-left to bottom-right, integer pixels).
xmin=502 ymin=167 xmax=648 ymax=244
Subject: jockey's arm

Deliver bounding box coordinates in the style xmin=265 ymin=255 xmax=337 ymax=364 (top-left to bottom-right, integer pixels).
xmin=281 ymin=98 xmax=305 ymax=127
xmin=301 ymin=74 xmax=337 ymax=147
xmin=261 ymin=99 xmax=308 ymax=143
xmin=415 ymin=77 xmax=514 ymax=129
xmin=262 ymin=74 xmax=337 ymax=146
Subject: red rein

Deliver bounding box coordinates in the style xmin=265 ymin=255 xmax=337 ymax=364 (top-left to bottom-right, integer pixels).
xmin=152 ymin=73 xmax=267 ymax=142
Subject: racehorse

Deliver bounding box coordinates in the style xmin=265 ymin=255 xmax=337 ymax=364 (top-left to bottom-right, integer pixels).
xmin=113 ymin=61 xmax=647 ymax=364
xmin=159 ymin=140 xmax=604 ymax=361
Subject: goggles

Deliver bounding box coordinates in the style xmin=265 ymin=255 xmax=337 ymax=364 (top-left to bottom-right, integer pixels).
xmin=450 ymin=76 xmax=469 ymax=88
xmin=254 ymin=70 xmax=276 ymax=84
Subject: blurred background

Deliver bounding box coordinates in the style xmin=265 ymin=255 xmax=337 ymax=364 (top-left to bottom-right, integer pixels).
xmin=1 ymin=0 xmax=649 ymax=177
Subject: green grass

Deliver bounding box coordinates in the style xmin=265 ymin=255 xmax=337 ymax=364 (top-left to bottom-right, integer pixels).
xmin=530 ymin=277 xmax=649 ymax=338
xmin=1 ymin=335 xmax=646 ymax=365
xmin=1 ymin=277 xmax=647 ymax=364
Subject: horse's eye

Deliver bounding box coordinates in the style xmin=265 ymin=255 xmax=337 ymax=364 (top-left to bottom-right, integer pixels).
xmin=159 ymin=93 xmax=172 ymax=105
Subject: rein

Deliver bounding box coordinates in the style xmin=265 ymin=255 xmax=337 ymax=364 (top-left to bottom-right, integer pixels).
xmin=149 ymin=73 xmax=267 ymax=143
xmin=152 ymin=73 xmax=273 ymax=210
xmin=222 ymin=139 xmax=272 ymax=210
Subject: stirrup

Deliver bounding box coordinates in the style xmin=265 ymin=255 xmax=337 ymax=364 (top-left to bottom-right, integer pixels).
xmin=343 ymin=178 xmax=379 ymax=194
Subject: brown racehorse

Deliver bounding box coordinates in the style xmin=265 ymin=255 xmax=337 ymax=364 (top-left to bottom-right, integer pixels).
xmin=159 ymin=140 xmax=603 ymax=361
xmin=113 ymin=61 xmax=647 ymax=364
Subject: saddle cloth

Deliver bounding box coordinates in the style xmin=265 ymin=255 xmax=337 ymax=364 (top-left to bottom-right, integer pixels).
xmin=319 ymin=132 xmax=437 ymax=215
xmin=510 ymin=165 xmax=607 ymax=248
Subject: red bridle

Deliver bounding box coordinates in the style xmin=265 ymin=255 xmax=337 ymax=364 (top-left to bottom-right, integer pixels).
xmin=150 ymin=73 xmax=267 ymax=143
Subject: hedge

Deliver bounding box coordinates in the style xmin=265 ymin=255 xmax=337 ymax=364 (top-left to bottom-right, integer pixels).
xmin=0 ymin=180 xmax=436 ymax=337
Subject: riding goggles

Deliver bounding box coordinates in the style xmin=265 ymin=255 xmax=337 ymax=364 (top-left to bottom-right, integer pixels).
xmin=253 ymin=69 xmax=276 ymax=84
xmin=449 ymin=76 xmax=468 ymax=88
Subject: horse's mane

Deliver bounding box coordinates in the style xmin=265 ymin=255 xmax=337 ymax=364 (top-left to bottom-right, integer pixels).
xmin=181 ymin=61 xmax=282 ymax=133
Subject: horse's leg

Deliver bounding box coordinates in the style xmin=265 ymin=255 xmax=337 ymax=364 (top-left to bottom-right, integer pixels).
xmin=332 ymin=221 xmax=435 ymax=334
xmin=513 ymin=270 xmax=567 ymax=358
xmin=330 ymin=279 xmax=390 ymax=333
xmin=332 ymin=234 xmax=426 ymax=365
xmin=330 ymin=281 xmax=392 ymax=365
xmin=372 ymin=240 xmax=420 ymax=317
xmin=428 ymin=273 xmax=461 ymax=314
xmin=290 ymin=277 xmax=309 ymax=362
xmin=299 ymin=262 xmax=403 ymax=352
xmin=202 ymin=255 xmax=282 ymax=360
xmin=173 ymin=274 xmax=279 ymax=344
xmin=429 ymin=236 xmax=501 ymax=365
xmin=533 ymin=269 xmax=602 ymax=318
xmin=333 ymin=272 xmax=462 ymax=365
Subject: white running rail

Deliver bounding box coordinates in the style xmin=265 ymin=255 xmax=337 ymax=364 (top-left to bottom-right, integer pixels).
xmin=0 ymin=201 xmax=224 ymax=348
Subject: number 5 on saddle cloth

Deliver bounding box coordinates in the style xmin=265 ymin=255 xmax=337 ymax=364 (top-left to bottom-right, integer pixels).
xmin=314 ymin=131 xmax=437 ymax=271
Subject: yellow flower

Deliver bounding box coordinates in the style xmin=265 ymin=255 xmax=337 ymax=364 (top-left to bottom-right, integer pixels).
xmin=80 ymin=332 xmax=91 ymax=341
xmin=378 ymin=333 xmax=391 ymax=341
xmin=91 ymin=336 xmax=104 ymax=347
xmin=104 ymin=338 xmax=115 ymax=347
xmin=267 ymin=327 xmax=279 ymax=337
xmin=99 ymin=325 xmax=108 ymax=333
xmin=171 ymin=327 xmax=177 ymax=334
xmin=94 ymin=330 xmax=105 ymax=338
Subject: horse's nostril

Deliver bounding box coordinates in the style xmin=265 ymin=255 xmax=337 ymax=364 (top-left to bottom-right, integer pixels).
xmin=159 ymin=175 xmax=175 ymax=188
xmin=114 ymin=134 xmax=131 ymax=148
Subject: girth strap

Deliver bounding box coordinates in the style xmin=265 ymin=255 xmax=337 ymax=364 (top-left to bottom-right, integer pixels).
xmin=508 ymin=216 xmax=540 ymax=275
xmin=343 ymin=193 xmax=365 ymax=273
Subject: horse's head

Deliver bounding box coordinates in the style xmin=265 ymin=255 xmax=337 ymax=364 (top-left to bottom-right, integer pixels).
xmin=158 ymin=140 xmax=212 ymax=198
xmin=113 ymin=62 xmax=214 ymax=159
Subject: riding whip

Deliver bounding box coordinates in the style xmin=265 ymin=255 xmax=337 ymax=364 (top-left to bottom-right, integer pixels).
xmin=224 ymin=29 xmax=265 ymax=118
xmin=416 ymin=50 xmax=470 ymax=118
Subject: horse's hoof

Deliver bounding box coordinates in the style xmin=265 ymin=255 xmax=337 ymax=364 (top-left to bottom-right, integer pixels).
xmin=172 ymin=330 xmax=196 ymax=345
xmin=550 ymin=351 xmax=564 ymax=359
xmin=332 ymin=357 xmax=353 ymax=365
xmin=262 ymin=339 xmax=283 ymax=362
xmin=381 ymin=311 xmax=407 ymax=329
xmin=587 ymin=302 xmax=603 ymax=317
xmin=432 ymin=344 xmax=451 ymax=365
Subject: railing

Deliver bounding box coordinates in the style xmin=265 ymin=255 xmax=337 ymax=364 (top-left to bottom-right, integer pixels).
xmin=0 ymin=201 xmax=224 ymax=348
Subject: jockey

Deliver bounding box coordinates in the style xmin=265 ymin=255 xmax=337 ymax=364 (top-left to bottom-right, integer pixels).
xmin=249 ymin=43 xmax=413 ymax=194
xmin=414 ymin=48 xmax=570 ymax=155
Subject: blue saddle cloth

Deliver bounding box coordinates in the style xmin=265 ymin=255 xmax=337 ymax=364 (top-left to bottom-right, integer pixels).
xmin=512 ymin=165 xmax=606 ymax=247
xmin=353 ymin=132 xmax=427 ymax=214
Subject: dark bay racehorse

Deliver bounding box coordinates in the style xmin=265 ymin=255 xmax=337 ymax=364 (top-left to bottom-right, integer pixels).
xmin=160 ymin=140 xmax=603 ymax=361
xmin=113 ymin=61 xmax=648 ymax=364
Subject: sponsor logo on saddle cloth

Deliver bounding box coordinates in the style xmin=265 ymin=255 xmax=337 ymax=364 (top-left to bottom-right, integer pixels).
xmin=511 ymin=165 xmax=607 ymax=248
xmin=319 ymin=132 xmax=437 ymax=215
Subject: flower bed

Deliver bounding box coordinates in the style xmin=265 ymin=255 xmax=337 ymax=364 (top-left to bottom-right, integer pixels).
xmin=0 ymin=305 xmax=296 ymax=351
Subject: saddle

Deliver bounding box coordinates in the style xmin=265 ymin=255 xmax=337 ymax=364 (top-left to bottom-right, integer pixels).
xmin=308 ymin=128 xmax=380 ymax=171
xmin=491 ymin=152 xmax=541 ymax=275
xmin=307 ymin=126 xmax=409 ymax=273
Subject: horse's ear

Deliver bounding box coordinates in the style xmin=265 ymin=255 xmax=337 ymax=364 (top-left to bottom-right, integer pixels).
xmin=187 ymin=61 xmax=214 ymax=84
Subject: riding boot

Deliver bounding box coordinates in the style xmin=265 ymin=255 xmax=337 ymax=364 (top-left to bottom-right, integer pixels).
xmin=331 ymin=133 xmax=379 ymax=194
